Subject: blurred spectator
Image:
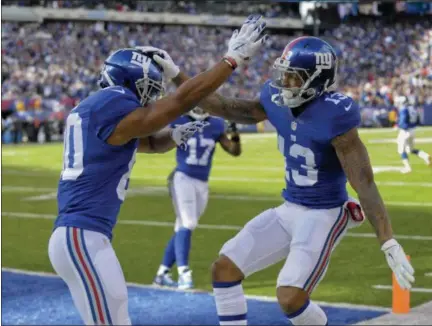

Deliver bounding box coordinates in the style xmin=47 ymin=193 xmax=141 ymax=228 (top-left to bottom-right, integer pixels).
xmin=1 ymin=17 xmax=431 ymax=141
xmin=1 ymin=0 xmax=299 ymax=17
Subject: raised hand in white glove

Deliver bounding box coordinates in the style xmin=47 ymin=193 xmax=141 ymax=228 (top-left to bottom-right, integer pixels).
xmin=171 ymin=120 xmax=209 ymax=150
xmin=381 ymin=239 xmax=415 ymax=290
xmin=224 ymin=14 xmax=268 ymax=68
xmin=135 ymin=46 xmax=180 ymax=80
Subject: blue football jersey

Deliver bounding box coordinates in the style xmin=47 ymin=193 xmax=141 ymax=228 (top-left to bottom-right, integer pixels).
xmin=172 ymin=116 xmax=226 ymax=181
xmin=55 ymin=86 xmax=140 ymax=240
xmin=398 ymin=106 xmax=418 ymax=130
xmin=260 ymin=81 xmax=361 ymax=209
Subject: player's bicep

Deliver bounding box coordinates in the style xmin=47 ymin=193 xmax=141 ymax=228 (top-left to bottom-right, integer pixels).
xmin=332 ymin=128 xmax=374 ymax=193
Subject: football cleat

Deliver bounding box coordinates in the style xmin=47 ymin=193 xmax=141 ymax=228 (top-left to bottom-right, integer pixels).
xmin=153 ymin=273 xmax=177 ymax=288
xmin=178 ymin=269 xmax=194 ymax=290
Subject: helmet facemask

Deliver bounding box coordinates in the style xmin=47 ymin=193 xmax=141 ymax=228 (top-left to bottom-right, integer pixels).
xmin=135 ymin=69 xmax=164 ymax=106
xmin=271 ymin=57 xmax=333 ymax=108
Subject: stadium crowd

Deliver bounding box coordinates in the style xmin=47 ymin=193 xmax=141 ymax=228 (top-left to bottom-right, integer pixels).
xmin=1 ymin=17 xmax=431 ymax=141
xmin=2 ymin=0 xmax=297 ymax=18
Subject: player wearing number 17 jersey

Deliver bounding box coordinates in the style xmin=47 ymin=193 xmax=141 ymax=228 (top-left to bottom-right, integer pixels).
xmin=48 ymin=15 xmax=268 ymax=326
xmin=193 ymin=36 xmax=415 ymax=325
xmin=153 ymin=107 xmax=241 ymax=290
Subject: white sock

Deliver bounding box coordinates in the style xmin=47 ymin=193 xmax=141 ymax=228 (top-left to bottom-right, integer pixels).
xmin=178 ymin=266 xmax=189 ymax=275
xmin=213 ymin=281 xmax=247 ymax=325
xmin=157 ymin=265 xmax=170 ymax=276
xmin=402 ymin=159 xmax=411 ymax=170
xmin=418 ymin=150 xmax=429 ymax=162
xmin=287 ymin=299 xmax=327 ymax=325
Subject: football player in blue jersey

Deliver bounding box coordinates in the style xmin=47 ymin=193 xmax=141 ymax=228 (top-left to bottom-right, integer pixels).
xmin=156 ymin=36 xmax=416 ymax=325
xmin=395 ymin=96 xmax=430 ymax=174
xmin=47 ymin=15 xmax=267 ymax=325
xmin=153 ymin=107 xmax=241 ymax=290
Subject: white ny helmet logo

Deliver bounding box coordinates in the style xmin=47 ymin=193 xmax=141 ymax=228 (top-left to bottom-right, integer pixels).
xmin=315 ymin=53 xmax=332 ymax=70
xmin=131 ymin=52 xmax=151 ymax=72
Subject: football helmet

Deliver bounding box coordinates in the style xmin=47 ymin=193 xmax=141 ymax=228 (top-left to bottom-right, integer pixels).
xmin=99 ymin=48 xmax=164 ymax=106
xmin=271 ymin=36 xmax=338 ymax=108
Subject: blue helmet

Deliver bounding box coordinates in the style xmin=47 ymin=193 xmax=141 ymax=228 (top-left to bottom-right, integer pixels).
xmin=99 ymin=48 xmax=164 ymax=106
xmin=270 ymin=36 xmax=338 ymax=108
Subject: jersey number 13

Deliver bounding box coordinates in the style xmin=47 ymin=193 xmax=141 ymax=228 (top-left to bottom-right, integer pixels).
xmin=278 ymin=134 xmax=318 ymax=186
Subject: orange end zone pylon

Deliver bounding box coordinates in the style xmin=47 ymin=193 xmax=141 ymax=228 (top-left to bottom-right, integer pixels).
xmin=392 ymin=255 xmax=410 ymax=314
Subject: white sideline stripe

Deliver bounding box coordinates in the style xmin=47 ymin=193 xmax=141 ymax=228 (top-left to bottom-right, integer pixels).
xmin=1 ymin=267 xmax=391 ymax=312
xmin=22 ymin=193 xmax=57 ymax=201
xmin=369 ymin=137 xmax=432 ymax=144
xmin=373 ymin=285 xmax=432 ymax=293
xmin=3 ymin=171 xmax=432 ymax=187
xmin=425 ymin=272 xmax=432 ymax=277
xmin=4 ymin=212 xmax=432 ymax=241
xmin=238 ymin=127 xmax=432 ymax=138
xmin=3 ymin=185 xmax=432 ymax=208
xmin=3 ymin=186 xmax=58 ymax=192
xmin=355 ymin=301 xmax=432 ymax=325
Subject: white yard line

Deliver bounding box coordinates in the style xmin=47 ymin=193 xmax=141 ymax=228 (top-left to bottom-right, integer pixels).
xmin=368 ymin=137 xmax=432 ymax=144
xmin=3 ymin=212 xmax=432 ymax=241
xmin=1 ymin=267 xmax=390 ymax=312
xmin=372 ymin=285 xmax=432 ymax=293
xmin=3 ymin=186 xmax=58 ymax=192
xmin=3 ymin=185 xmax=432 ymax=208
xmin=4 ymin=170 xmax=432 ymax=187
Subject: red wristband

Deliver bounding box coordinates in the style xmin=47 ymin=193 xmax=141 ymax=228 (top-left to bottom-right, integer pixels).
xmin=223 ymin=56 xmax=238 ymax=70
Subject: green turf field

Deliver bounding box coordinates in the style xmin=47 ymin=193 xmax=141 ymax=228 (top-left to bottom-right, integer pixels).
xmin=2 ymin=127 xmax=432 ymax=308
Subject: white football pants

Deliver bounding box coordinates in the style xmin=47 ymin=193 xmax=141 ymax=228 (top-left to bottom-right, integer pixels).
xmin=48 ymin=227 xmax=131 ymax=325
xmin=169 ymin=171 xmax=209 ymax=231
xmin=397 ymin=129 xmax=415 ymax=154
xmin=220 ymin=201 xmax=349 ymax=294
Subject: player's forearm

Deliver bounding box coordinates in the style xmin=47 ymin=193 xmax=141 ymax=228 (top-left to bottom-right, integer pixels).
xmin=138 ymin=129 xmax=175 ymax=153
xmin=227 ymin=135 xmax=242 ymax=156
xmin=142 ymin=61 xmax=234 ymax=135
xmin=333 ymin=128 xmax=394 ymax=246
xmin=199 ymin=94 xmax=264 ymax=124
xmin=171 ymin=71 xmax=190 ymax=87
xmin=171 ymin=69 xmax=265 ymax=124
xmin=356 ymin=182 xmax=394 ymax=245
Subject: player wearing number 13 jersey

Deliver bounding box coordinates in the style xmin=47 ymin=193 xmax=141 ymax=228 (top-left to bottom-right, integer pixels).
xmin=153 ymin=107 xmax=241 ymax=290
xmin=47 ymin=15 xmax=268 ymax=326
xmin=192 ymin=36 xmax=415 ymax=325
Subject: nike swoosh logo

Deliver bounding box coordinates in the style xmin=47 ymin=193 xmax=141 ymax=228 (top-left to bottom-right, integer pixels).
xmin=344 ymin=103 xmax=353 ymax=111
xmin=112 ymin=89 xmax=125 ymax=94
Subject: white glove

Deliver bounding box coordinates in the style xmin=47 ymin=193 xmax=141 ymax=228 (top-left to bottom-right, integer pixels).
xmin=381 ymin=239 xmax=415 ymax=290
xmin=225 ymin=14 xmax=268 ymax=67
xmin=135 ymin=46 xmax=180 ymax=80
xmin=171 ymin=121 xmax=209 ymax=150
